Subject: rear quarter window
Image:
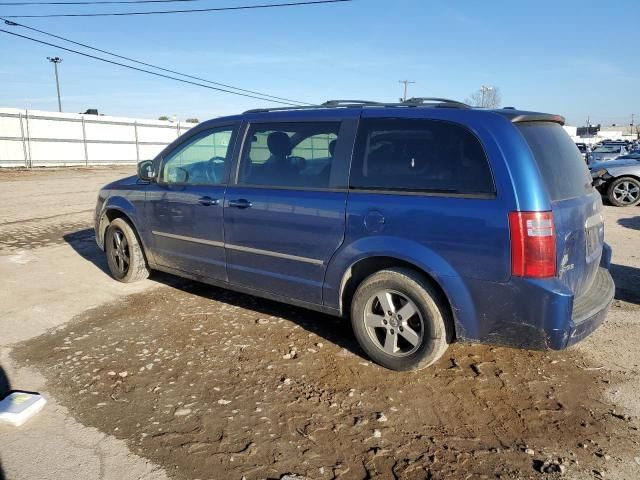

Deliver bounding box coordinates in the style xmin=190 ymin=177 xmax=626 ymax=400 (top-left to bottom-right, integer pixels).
xmin=350 ymin=118 xmax=495 ymax=195
xmin=517 ymin=122 xmax=593 ymax=201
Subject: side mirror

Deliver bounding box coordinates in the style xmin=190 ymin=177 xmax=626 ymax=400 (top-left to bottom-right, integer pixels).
xmin=137 ymin=160 xmax=155 ymax=181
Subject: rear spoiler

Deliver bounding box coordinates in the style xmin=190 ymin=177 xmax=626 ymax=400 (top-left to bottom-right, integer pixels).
xmin=492 ymin=109 xmax=565 ymax=126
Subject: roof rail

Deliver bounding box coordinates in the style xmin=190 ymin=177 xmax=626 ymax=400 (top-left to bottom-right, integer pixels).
xmin=403 ymin=97 xmax=471 ymax=108
xmin=243 ymin=97 xmax=471 ymax=114
xmin=243 ymin=105 xmax=320 ymax=114
xmin=244 ymin=100 xmax=382 ymax=114
xmin=321 ymin=100 xmax=384 ymax=106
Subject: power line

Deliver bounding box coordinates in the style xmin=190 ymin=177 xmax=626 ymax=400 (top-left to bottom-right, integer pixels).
xmin=0 ymin=27 xmax=305 ymax=105
xmin=2 ymin=18 xmax=312 ymax=105
xmin=0 ymin=0 xmax=351 ymax=17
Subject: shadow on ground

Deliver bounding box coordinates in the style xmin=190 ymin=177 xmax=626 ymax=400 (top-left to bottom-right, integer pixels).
xmin=0 ymin=367 xmax=10 ymax=480
xmin=618 ymin=215 xmax=640 ymax=231
xmin=172 ymin=281 xmax=364 ymax=360
xmin=610 ymin=263 xmax=640 ymax=305
xmin=63 ymin=228 xmax=365 ymax=359
xmin=63 ymin=228 xmax=110 ymax=276
xmin=0 ymin=367 xmax=10 ymax=399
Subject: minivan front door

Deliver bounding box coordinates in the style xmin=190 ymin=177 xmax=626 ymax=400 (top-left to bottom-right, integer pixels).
xmin=144 ymin=124 xmax=238 ymax=280
xmin=223 ymin=118 xmax=357 ymax=305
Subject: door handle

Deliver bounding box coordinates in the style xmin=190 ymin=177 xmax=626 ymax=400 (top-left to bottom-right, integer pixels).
xmin=198 ymin=196 xmax=219 ymax=206
xmin=228 ymin=199 xmax=252 ymax=209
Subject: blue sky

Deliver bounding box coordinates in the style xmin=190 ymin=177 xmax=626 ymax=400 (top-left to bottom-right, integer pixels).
xmin=1 ymin=0 xmax=638 ymax=126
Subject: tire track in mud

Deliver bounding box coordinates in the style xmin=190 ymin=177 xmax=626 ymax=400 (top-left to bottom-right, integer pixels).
xmin=13 ymin=282 xmax=640 ymax=480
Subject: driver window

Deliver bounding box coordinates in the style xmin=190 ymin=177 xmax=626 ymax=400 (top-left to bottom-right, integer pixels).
xmin=161 ymin=126 xmax=236 ymax=185
xmin=238 ymin=122 xmax=340 ymax=188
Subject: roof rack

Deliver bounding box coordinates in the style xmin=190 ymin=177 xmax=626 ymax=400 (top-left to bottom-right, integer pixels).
xmin=243 ymin=97 xmax=470 ymax=114
xmin=402 ymin=97 xmax=471 ymax=108
xmin=321 ymin=100 xmax=384 ymax=107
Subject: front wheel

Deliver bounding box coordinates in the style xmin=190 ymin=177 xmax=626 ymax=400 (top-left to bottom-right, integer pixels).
xmin=105 ymin=218 xmax=150 ymax=283
xmin=350 ymin=268 xmax=452 ymax=371
xmin=607 ymin=176 xmax=640 ymax=207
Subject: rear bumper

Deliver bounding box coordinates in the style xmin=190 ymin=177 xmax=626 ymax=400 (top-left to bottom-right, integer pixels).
xmin=456 ymin=244 xmax=614 ymax=350
xmin=545 ymin=266 xmax=615 ymax=349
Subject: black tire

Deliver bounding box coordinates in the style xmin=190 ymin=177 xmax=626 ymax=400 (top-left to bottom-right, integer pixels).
xmin=105 ymin=218 xmax=150 ymax=283
xmin=607 ymin=176 xmax=640 ymax=207
xmin=350 ymin=267 xmax=452 ymax=371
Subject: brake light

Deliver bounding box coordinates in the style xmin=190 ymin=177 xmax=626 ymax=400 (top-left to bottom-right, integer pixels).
xmin=509 ymin=211 xmax=556 ymax=278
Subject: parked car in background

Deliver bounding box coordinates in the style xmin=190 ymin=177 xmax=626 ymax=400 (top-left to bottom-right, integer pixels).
xmin=94 ymin=99 xmax=614 ymax=371
xmin=591 ymin=153 xmax=640 ymax=206
xmin=589 ymin=144 xmax=627 ymax=164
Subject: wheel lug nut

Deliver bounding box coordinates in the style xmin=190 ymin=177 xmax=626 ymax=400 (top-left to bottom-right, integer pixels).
xmin=397 ymin=315 xmax=402 ymax=321
xmin=390 ymin=329 xmax=395 ymax=335
xmin=387 ymin=311 xmax=392 ymax=316
xmin=399 ymin=326 xmax=404 ymax=332
xmin=383 ymin=319 xmax=388 ymax=325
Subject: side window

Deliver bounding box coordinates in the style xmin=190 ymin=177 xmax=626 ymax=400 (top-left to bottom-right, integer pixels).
xmin=350 ymin=118 xmax=495 ymax=195
xmin=161 ymin=126 xmax=236 ymax=185
xmin=238 ymin=122 xmax=340 ymax=188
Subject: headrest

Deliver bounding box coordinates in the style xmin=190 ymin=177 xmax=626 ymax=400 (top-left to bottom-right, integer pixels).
xmin=267 ymin=131 xmax=291 ymax=156
xmin=328 ymin=139 xmax=337 ymax=157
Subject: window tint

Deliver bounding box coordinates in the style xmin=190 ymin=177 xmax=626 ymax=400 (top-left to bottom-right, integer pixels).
xmin=517 ymin=122 xmax=593 ymax=201
xmin=238 ymin=122 xmax=340 ymax=188
xmin=161 ymin=126 xmax=235 ymax=185
xmin=350 ymin=118 xmax=494 ymax=195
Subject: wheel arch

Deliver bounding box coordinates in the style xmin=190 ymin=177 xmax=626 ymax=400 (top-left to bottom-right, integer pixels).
xmin=337 ymin=254 xmax=467 ymax=342
xmin=97 ymin=196 xmax=145 ymax=253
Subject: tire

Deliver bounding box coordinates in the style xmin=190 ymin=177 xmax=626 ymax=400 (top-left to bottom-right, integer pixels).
xmin=105 ymin=218 xmax=150 ymax=283
xmin=607 ymin=176 xmax=640 ymax=207
xmin=350 ymin=267 xmax=452 ymax=371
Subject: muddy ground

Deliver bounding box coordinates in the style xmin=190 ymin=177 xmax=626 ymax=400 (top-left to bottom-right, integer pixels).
xmin=2 ymin=167 xmax=640 ymax=480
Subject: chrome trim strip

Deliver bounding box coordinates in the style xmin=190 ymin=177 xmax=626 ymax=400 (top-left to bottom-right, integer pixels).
xmin=152 ymin=231 xmax=324 ymax=265
xmin=225 ymin=243 xmax=324 ymax=266
xmin=152 ymin=230 xmax=224 ymax=248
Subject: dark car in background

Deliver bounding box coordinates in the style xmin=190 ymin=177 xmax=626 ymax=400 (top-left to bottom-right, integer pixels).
xmin=591 ymin=153 xmax=640 ymax=206
xmin=94 ymin=99 xmax=614 ymax=371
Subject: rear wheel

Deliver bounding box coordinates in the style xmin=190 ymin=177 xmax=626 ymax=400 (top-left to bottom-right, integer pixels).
xmin=350 ymin=268 xmax=451 ymax=371
xmin=105 ymin=218 xmax=149 ymax=283
xmin=607 ymin=176 xmax=640 ymax=207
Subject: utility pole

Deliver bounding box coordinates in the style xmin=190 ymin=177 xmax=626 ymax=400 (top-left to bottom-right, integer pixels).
xmin=47 ymin=56 xmax=63 ymax=112
xmin=398 ymin=79 xmax=415 ymax=102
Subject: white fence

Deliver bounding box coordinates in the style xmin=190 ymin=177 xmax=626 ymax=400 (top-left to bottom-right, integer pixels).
xmin=0 ymin=108 xmax=196 ymax=167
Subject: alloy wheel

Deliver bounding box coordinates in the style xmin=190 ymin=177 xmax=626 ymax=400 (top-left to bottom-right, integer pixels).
xmin=363 ymin=289 xmax=424 ymax=357
xmin=613 ymin=181 xmax=640 ymax=205
xmin=109 ymin=228 xmax=130 ymax=276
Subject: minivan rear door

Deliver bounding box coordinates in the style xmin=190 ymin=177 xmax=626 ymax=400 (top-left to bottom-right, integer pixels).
xmin=517 ymin=122 xmax=604 ymax=298
xmin=223 ymin=115 xmax=358 ymax=305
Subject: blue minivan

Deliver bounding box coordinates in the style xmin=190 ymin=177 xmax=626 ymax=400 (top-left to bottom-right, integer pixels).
xmin=95 ymin=99 xmax=615 ymax=371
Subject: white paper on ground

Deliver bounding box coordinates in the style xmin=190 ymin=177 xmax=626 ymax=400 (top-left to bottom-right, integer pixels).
xmin=0 ymin=392 xmax=47 ymax=426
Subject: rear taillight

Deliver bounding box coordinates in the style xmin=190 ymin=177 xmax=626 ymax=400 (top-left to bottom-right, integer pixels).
xmin=509 ymin=211 xmax=556 ymax=278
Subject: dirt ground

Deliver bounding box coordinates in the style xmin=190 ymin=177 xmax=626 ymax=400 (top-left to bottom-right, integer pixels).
xmin=1 ymin=167 xmax=640 ymax=480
